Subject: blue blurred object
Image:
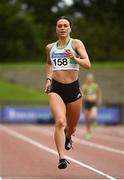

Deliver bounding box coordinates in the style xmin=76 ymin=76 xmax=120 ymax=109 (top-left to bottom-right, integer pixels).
xmin=97 ymin=106 xmax=120 ymax=124
xmin=1 ymin=106 xmax=53 ymax=123
xmin=0 ymin=105 xmax=122 ymax=124
xmin=80 ymin=105 xmax=121 ymax=124
xmin=0 ymin=107 xmax=3 ymax=122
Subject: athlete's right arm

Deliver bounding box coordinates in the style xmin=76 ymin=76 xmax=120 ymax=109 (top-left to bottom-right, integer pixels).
xmin=44 ymin=44 xmax=53 ymax=93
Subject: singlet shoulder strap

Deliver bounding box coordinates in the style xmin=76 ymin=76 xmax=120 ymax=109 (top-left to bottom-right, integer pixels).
xmin=66 ymin=38 xmax=73 ymax=48
xmin=55 ymin=38 xmax=73 ymax=49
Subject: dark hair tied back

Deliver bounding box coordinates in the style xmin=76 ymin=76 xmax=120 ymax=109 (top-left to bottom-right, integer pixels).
xmin=56 ymin=16 xmax=72 ymax=27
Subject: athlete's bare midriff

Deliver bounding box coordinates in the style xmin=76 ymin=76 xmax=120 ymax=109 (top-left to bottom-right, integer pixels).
xmin=84 ymin=95 xmax=97 ymax=102
xmin=52 ymin=70 xmax=79 ymax=84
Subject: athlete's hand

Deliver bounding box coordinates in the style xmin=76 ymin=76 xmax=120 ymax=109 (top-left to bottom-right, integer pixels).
xmin=44 ymin=80 xmax=52 ymax=93
xmin=65 ymin=49 xmax=75 ymax=60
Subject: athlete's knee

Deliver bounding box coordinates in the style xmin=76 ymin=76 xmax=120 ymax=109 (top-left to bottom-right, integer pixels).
xmin=55 ymin=117 xmax=66 ymax=129
xmin=89 ymin=113 xmax=97 ymax=120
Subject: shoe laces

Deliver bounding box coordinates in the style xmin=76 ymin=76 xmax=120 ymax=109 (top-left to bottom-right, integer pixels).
xmin=64 ymin=159 xmax=70 ymax=164
xmin=59 ymin=159 xmax=70 ymax=164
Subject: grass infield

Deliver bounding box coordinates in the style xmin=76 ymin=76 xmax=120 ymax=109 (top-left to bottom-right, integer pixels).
xmin=0 ymin=61 xmax=124 ymax=104
xmin=0 ymin=61 xmax=124 ymax=70
xmin=0 ymin=80 xmax=48 ymax=105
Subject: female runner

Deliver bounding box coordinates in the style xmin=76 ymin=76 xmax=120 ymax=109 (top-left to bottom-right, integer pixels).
xmin=45 ymin=16 xmax=91 ymax=169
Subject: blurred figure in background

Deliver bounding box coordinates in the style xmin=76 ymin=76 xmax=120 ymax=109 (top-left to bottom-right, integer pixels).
xmin=82 ymin=73 xmax=102 ymax=140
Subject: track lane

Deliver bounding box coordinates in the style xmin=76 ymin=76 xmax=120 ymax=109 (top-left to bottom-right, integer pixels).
xmin=0 ymin=125 xmax=117 ymax=179
xmin=0 ymin=126 xmax=107 ymax=179
xmin=24 ymin=124 xmax=124 ymax=179
xmin=0 ymin=125 xmax=124 ymax=179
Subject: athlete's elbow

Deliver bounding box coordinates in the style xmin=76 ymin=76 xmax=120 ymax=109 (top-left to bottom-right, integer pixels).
xmin=84 ymin=58 xmax=91 ymax=69
xmin=81 ymin=59 xmax=91 ymax=69
xmin=85 ymin=62 xmax=91 ymax=69
xmin=87 ymin=62 xmax=91 ymax=69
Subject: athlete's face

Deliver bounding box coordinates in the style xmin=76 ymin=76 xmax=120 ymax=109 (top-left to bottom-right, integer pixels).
xmin=87 ymin=74 xmax=94 ymax=84
xmin=56 ymin=19 xmax=71 ymax=37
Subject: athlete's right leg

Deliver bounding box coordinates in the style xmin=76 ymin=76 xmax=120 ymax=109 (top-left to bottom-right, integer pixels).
xmin=86 ymin=107 xmax=97 ymax=130
xmin=48 ymin=93 xmax=66 ymax=160
xmin=85 ymin=107 xmax=97 ymax=140
xmin=84 ymin=109 xmax=91 ymax=132
xmin=90 ymin=107 xmax=97 ymax=122
xmin=84 ymin=109 xmax=93 ymax=140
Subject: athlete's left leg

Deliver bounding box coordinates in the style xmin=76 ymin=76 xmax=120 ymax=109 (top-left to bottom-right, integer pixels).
xmin=66 ymin=97 xmax=82 ymax=138
xmin=89 ymin=106 xmax=97 ymax=123
xmin=84 ymin=106 xmax=97 ymax=140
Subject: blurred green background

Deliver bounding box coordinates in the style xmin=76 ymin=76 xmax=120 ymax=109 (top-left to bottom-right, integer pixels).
xmin=0 ymin=0 xmax=124 ymax=105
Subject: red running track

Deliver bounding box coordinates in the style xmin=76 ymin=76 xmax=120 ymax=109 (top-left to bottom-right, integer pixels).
xmin=0 ymin=124 xmax=124 ymax=180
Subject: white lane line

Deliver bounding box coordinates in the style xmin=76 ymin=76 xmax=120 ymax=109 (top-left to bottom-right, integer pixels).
xmin=77 ymin=129 xmax=124 ymax=143
xmin=2 ymin=179 xmax=98 ymax=180
xmin=95 ymin=127 xmax=124 ymax=135
xmin=74 ymin=137 xmax=124 ymax=155
xmin=1 ymin=126 xmax=116 ymax=180
xmin=93 ymin=134 xmax=124 ymax=143
xmin=2 ymin=179 xmax=114 ymax=180
xmin=29 ymin=126 xmax=124 ymax=155
xmin=1 ymin=179 xmax=100 ymax=180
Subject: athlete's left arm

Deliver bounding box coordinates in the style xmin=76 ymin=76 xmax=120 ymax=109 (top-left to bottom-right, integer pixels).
xmin=66 ymin=39 xmax=91 ymax=69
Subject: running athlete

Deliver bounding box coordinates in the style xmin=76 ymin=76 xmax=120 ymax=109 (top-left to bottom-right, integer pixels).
xmin=82 ymin=73 xmax=102 ymax=140
xmin=44 ymin=16 xmax=91 ymax=169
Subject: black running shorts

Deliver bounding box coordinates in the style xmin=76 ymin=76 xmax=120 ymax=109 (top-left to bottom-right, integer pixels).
xmin=48 ymin=79 xmax=82 ymax=104
xmin=84 ymin=100 xmax=97 ymax=110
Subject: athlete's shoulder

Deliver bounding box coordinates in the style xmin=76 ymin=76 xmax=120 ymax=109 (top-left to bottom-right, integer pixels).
xmin=72 ymin=39 xmax=85 ymax=49
xmin=72 ymin=39 xmax=84 ymax=45
xmin=45 ymin=43 xmax=55 ymax=62
xmin=46 ymin=42 xmax=55 ymax=51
